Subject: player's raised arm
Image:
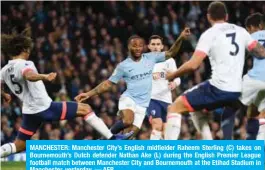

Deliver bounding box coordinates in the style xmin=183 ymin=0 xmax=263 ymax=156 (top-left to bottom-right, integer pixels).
xmin=166 ymin=51 xmax=206 ymax=81
xmin=165 ymin=27 xmax=191 ymax=59
xmin=166 ymin=29 xmax=210 ymax=81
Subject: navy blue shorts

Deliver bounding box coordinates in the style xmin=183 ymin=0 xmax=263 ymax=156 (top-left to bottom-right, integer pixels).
xmin=18 ymin=101 xmax=78 ymax=141
xmin=147 ymin=99 xmax=170 ymax=123
xmin=182 ymin=81 xmax=241 ymax=112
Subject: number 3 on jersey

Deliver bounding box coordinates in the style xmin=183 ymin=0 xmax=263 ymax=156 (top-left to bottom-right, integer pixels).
xmin=226 ymin=33 xmax=239 ymax=56
xmin=10 ymin=74 xmax=23 ymax=94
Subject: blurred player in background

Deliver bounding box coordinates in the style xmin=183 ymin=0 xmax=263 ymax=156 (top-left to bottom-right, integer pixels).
xmin=75 ymin=28 xmax=190 ymax=139
xmin=0 ymin=29 xmax=130 ymax=158
xmin=146 ymin=35 xmax=181 ymax=140
xmin=241 ymin=13 xmax=265 ymax=141
xmin=165 ymin=1 xmax=265 ymax=140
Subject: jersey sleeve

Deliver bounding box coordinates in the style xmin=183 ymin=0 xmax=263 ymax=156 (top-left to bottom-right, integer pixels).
xmin=195 ymin=31 xmax=212 ymax=56
xmin=21 ymin=61 xmax=37 ymax=76
xmin=108 ymin=64 xmax=124 ymax=84
xmin=168 ymin=59 xmax=181 ymax=86
xmin=243 ymin=29 xmax=258 ymax=51
xmin=144 ymin=52 xmax=166 ymax=63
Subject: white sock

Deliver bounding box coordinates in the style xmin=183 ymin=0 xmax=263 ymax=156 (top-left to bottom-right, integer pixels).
xmin=1 ymin=143 xmax=17 ymax=158
xmin=190 ymin=112 xmax=212 ymax=140
xmin=84 ymin=112 xmax=113 ymax=139
xmin=165 ymin=113 xmax=181 ymax=140
xmin=257 ymin=119 xmax=265 ymax=141
xmin=150 ymin=130 xmax=162 ymax=140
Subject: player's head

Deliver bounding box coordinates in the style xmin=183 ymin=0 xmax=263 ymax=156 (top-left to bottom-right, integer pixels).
xmin=148 ymin=35 xmax=164 ymax=52
xmin=245 ymin=13 xmax=264 ymax=34
xmin=207 ymin=1 xmax=228 ymax=25
xmin=1 ymin=27 xmax=33 ymax=60
xmin=128 ymin=35 xmax=145 ymax=59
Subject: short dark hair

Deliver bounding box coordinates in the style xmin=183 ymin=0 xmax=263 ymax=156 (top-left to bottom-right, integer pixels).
xmin=245 ymin=12 xmax=264 ymax=28
xmin=127 ymin=35 xmax=143 ymax=45
xmin=1 ymin=28 xmax=33 ymax=58
xmin=148 ymin=35 xmax=164 ymax=44
xmin=208 ymin=1 xmax=228 ymax=21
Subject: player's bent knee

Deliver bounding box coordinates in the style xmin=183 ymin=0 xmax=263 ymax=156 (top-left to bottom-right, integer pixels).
xmin=168 ymin=104 xmax=177 ymax=113
xmin=168 ymin=97 xmax=189 ymax=114
xmin=77 ymin=103 xmax=93 ymax=117
xmin=120 ymin=110 xmax=134 ymax=126
xmin=123 ymin=117 xmax=134 ymax=126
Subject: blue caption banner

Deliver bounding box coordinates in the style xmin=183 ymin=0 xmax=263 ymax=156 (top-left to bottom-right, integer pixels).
xmin=26 ymin=140 xmax=264 ymax=170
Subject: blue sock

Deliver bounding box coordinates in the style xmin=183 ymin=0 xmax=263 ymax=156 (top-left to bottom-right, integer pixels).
xmin=221 ymin=107 xmax=236 ymax=140
xmin=246 ymin=118 xmax=259 ymax=140
xmin=110 ymin=120 xmax=127 ymax=134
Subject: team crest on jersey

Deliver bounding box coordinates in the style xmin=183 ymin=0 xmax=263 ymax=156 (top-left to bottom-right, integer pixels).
xmin=151 ymin=110 xmax=156 ymax=116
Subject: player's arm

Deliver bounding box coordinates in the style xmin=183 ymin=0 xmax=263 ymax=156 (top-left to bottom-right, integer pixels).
xmin=248 ymin=42 xmax=265 ymax=58
xmin=165 ymin=27 xmax=191 ymax=59
xmin=75 ymin=80 xmax=115 ymax=103
xmin=166 ymin=51 xmax=206 ymax=81
xmin=23 ymin=70 xmax=57 ymax=82
xmin=75 ymin=64 xmax=123 ymax=103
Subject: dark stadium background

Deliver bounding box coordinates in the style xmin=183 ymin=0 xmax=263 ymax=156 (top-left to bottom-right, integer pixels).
xmin=1 ymin=1 xmax=264 ymax=143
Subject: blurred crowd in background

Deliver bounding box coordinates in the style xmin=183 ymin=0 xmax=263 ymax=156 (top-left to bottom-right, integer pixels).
xmin=1 ymin=1 xmax=265 ymax=142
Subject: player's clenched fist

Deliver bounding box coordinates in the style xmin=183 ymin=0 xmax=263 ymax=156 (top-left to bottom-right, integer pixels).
xmin=75 ymin=93 xmax=90 ymax=102
xmin=45 ymin=72 xmax=57 ymax=81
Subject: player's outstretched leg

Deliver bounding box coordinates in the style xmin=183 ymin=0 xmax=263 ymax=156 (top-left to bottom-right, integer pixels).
xmin=221 ymin=107 xmax=236 ymax=140
xmin=76 ymin=103 xmax=133 ymax=140
xmin=165 ymin=96 xmax=188 ymax=140
xmin=246 ymin=104 xmax=260 ymax=140
xmin=1 ymin=112 xmax=42 ymax=158
xmin=190 ymin=111 xmax=212 ymax=140
xmin=1 ymin=139 xmax=25 ymax=158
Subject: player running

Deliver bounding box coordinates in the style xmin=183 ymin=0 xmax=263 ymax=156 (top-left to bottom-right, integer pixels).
xmin=165 ymin=1 xmax=265 ymax=139
xmin=241 ymin=13 xmax=265 ymax=141
xmin=0 ymin=29 xmax=131 ymax=158
xmin=75 ymin=28 xmax=190 ymax=139
xmin=146 ymin=35 xmax=181 ymax=140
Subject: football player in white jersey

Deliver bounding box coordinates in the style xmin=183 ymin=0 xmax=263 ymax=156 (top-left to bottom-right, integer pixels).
xmin=164 ymin=1 xmax=265 ymax=140
xmin=147 ymin=35 xmax=212 ymax=140
xmin=0 ymin=29 xmax=131 ymax=158
xmin=241 ymin=13 xmax=265 ymax=141
xmin=146 ymin=35 xmax=181 ymax=140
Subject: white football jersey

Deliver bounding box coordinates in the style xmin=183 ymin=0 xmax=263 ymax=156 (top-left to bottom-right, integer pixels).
xmin=196 ymin=22 xmax=256 ymax=92
xmin=1 ymin=59 xmax=52 ymax=114
xmin=151 ymin=58 xmax=181 ymax=103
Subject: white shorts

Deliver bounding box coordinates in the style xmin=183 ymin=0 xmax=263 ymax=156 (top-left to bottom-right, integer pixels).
xmin=118 ymin=96 xmax=147 ymax=129
xmin=240 ymin=75 xmax=265 ymax=112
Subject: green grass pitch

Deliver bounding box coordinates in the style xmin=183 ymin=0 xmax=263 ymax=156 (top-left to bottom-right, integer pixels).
xmin=1 ymin=161 xmax=25 ymax=170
